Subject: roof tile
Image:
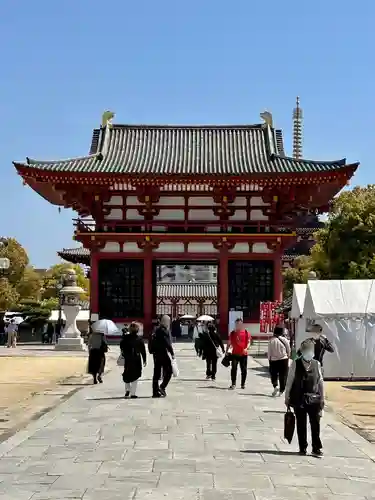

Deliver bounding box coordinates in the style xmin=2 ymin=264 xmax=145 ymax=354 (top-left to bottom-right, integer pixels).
xmin=16 ymin=124 xmax=348 ymax=176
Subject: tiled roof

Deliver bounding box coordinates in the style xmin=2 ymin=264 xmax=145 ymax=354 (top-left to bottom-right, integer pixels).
xmin=58 ymin=247 xmax=90 ymax=264
xmin=157 ymin=282 xmax=217 ymax=299
xmin=15 ymin=124 xmax=350 ymax=176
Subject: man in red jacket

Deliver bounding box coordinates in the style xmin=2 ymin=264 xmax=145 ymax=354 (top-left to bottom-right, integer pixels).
xmin=227 ymin=318 xmax=251 ymax=389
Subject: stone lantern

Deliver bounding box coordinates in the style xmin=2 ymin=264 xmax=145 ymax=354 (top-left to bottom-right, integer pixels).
xmin=55 ymin=268 xmax=86 ymax=351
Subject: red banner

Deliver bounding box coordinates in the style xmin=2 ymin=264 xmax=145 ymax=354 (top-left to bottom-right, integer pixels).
xmin=260 ymin=301 xmax=284 ymax=333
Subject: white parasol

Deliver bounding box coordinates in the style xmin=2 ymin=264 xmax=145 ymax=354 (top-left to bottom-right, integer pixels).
xmin=91 ymin=319 xmax=120 ymax=336
xmin=180 ymin=314 xmax=195 ymax=319
xmin=9 ymin=316 xmax=25 ymax=325
xmin=197 ymin=315 xmax=214 ymax=322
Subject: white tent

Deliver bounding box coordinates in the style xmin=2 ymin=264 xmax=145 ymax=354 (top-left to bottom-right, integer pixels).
xmin=291 ymin=284 xmax=307 ymax=318
xmin=298 ymin=279 xmax=375 ymax=379
xmin=290 ymin=284 xmax=307 ymax=345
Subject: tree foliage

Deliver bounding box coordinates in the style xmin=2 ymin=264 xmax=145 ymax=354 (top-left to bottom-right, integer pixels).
xmin=16 ymin=266 xmax=42 ymax=300
xmin=311 ymin=185 xmax=375 ymax=279
xmin=0 ymin=238 xmax=42 ymax=310
xmin=0 ymin=238 xmax=29 ymax=284
xmin=42 ymin=263 xmax=89 ymax=301
xmin=0 ymin=277 xmax=19 ymax=311
xmin=282 ymin=256 xmax=314 ymax=298
xmin=282 ymin=185 xmax=375 ymax=298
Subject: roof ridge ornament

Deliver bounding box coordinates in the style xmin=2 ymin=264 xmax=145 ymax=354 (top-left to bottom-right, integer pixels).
xmin=101 ymin=110 xmax=115 ymax=128
xmin=260 ymin=110 xmax=273 ymax=128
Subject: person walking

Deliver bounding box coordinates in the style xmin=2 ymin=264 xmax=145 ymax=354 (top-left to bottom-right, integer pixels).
xmin=202 ymin=323 xmax=224 ymax=380
xmin=149 ymin=314 xmax=175 ymax=398
xmin=46 ymin=322 xmax=54 ymax=344
xmin=308 ymin=324 xmax=334 ymax=370
xmin=285 ymin=339 xmax=324 ymax=457
xmin=120 ymin=322 xmax=146 ymax=399
xmin=6 ymin=320 xmax=18 ymax=348
xmin=226 ymin=318 xmax=251 ymax=390
xmin=87 ymin=329 xmax=108 ymax=384
xmin=268 ymin=326 xmax=291 ymax=397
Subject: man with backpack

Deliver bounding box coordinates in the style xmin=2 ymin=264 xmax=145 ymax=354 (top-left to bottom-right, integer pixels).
xmin=226 ymin=318 xmax=251 ymax=390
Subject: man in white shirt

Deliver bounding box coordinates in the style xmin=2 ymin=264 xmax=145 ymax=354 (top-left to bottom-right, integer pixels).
xmin=6 ymin=320 xmax=18 ymax=348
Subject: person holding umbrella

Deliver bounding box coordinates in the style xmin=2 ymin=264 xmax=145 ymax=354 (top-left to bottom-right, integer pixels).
xmin=88 ymin=319 xmax=116 ymax=384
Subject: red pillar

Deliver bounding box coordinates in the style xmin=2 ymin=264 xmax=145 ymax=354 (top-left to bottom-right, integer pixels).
xmin=90 ymin=251 xmax=99 ymax=317
xmin=219 ymin=249 xmax=229 ymax=338
xmin=143 ymin=250 xmax=153 ymax=338
xmin=273 ymin=252 xmax=283 ymax=303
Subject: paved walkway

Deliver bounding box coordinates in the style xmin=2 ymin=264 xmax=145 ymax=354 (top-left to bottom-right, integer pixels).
xmin=1 ymin=346 xmax=375 ymax=499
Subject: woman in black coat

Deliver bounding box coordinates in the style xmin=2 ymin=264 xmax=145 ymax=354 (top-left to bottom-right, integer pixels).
xmin=120 ymin=322 xmax=146 ymax=399
xmin=202 ymin=323 xmax=224 ymax=381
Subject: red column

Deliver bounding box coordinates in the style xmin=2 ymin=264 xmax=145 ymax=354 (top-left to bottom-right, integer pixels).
xmin=143 ymin=250 xmax=153 ymax=338
xmin=90 ymin=251 xmax=99 ymax=317
xmin=219 ymin=249 xmax=229 ymax=338
xmin=273 ymin=252 xmax=283 ymax=303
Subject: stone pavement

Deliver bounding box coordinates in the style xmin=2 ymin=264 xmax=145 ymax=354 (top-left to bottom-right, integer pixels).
xmin=1 ymin=346 xmax=375 ymax=499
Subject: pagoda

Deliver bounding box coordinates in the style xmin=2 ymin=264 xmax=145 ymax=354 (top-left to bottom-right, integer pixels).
xmin=13 ymin=105 xmax=359 ymax=337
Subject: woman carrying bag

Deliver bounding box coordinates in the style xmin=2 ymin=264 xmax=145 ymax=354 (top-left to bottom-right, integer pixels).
xmin=202 ymin=323 xmax=224 ymax=381
xmin=120 ymin=322 xmax=146 ymax=399
xmin=285 ymin=339 xmax=324 ymax=457
xmin=268 ymin=326 xmax=291 ymax=397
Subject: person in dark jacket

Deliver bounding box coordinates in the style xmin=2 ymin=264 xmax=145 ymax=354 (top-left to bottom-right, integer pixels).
xmin=297 ymin=324 xmax=334 ymax=371
xmin=202 ymin=323 xmax=224 ymax=380
xmin=285 ymin=339 xmax=324 ymax=457
xmin=149 ymin=314 xmax=174 ymax=398
xmin=120 ymin=322 xmax=146 ymax=399
xmin=87 ymin=330 xmax=108 ymax=384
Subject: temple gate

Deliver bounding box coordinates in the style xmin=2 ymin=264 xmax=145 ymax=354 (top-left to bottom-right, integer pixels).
xmin=14 ymin=111 xmax=358 ymax=337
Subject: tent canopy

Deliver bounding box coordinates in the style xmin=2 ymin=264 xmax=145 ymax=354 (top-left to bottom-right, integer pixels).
xmin=303 ymin=279 xmax=375 ymax=318
xmin=291 ymin=284 xmax=307 ymax=318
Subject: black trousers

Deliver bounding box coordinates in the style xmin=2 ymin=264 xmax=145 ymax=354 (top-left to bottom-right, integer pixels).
xmin=153 ymin=355 xmax=172 ymax=395
xmin=269 ymin=359 xmax=289 ymax=393
xmin=295 ymin=406 xmax=322 ymax=452
xmin=206 ymin=355 xmax=218 ymax=379
xmin=231 ymin=355 xmax=248 ymax=386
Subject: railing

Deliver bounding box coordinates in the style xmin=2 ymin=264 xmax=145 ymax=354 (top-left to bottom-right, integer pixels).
xmin=73 ymin=218 xmax=314 ymax=235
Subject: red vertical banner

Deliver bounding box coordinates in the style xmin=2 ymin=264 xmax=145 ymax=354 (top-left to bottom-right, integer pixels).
xmin=260 ymin=301 xmax=284 ymax=334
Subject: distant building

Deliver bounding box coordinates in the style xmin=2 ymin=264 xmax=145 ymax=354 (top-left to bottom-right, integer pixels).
xmin=157 ymin=264 xmax=217 ymax=283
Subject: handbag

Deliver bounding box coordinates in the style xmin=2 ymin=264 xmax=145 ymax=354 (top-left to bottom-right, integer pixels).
xmin=117 ymin=354 xmax=125 ymax=367
xmin=221 ymin=353 xmax=232 ymax=368
xmin=207 ymin=331 xmax=223 ymax=358
xmin=304 ymin=393 xmax=321 ymax=406
xmin=284 ymin=407 xmax=295 ymax=444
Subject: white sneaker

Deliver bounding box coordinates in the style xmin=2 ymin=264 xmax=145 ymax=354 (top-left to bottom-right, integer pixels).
xmin=272 ymin=387 xmax=279 ymax=397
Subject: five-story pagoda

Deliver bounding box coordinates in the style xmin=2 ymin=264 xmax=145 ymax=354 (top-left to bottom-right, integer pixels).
xmin=13 ymin=108 xmax=358 ymax=337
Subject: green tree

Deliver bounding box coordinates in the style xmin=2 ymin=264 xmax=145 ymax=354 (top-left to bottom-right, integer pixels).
xmin=16 ymin=266 xmax=42 ymax=301
xmin=0 ymin=238 xmax=28 ymax=284
xmin=311 ymin=185 xmax=375 ymax=279
xmin=282 ymin=256 xmax=314 ymax=298
xmin=42 ymin=263 xmax=89 ymax=301
xmin=0 ymin=277 xmax=19 ymax=311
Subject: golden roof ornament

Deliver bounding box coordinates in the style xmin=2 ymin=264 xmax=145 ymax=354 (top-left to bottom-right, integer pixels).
xmin=101 ymin=110 xmax=115 ymax=128
xmin=260 ymin=110 xmax=273 ymax=128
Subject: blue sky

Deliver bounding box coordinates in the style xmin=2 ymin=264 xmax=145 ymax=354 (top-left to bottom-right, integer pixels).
xmin=0 ymin=0 xmax=373 ymax=268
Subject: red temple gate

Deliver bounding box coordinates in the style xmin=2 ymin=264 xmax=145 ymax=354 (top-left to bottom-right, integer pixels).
xmin=14 ymin=111 xmax=358 ymax=337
